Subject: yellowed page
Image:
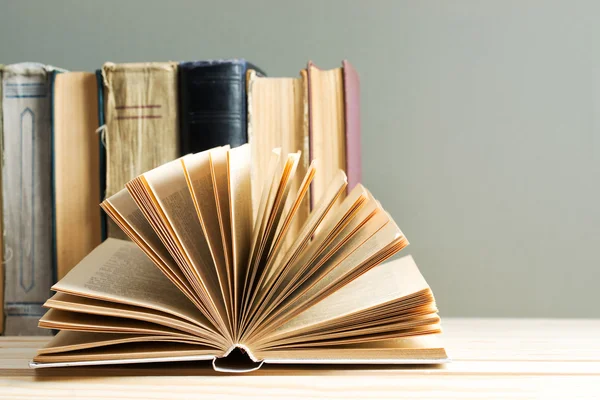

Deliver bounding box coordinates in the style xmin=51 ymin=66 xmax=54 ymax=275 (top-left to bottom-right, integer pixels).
xmin=182 ymin=150 xmax=231 ymax=323
xmin=263 ymin=255 xmax=430 ymax=338
xmin=37 ymin=331 xmax=219 ymax=355
xmin=52 ymin=239 xmax=213 ymax=332
xmin=266 ymin=314 xmax=440 ymax=348
xmin=263 ymin=324 xmax=442 ymax=351
xmin=39 ymin=308 xmax=197 ymax=338
xmin=255 ymin=153 xmax=301 ymax=270
xmin=240 ymin=159 xmax=317 ymax=334
xmin=290 ymin=220 xmax=406 ymax=314
xmin=34 ymin=342 xmax=217 ymax=363
xmin=242 ymin=198 xmax=393 ymax=342
xmin=241 ymin=149 xmax=282 ymax=318
xmin=246 ymin=149 xmax=282 ymax=283
xmin=243 ymin=170 xmax=347 ymax=330
xmin=270 ymin=184 xmax=369 ymax=301
xmin=125 ymin=176 xmax=218 ymax=328
xmin=45 ymin=292 xmax=217 ymax=341
xmin=103 ymin=189 xmax=192 ymax=293
xmin=243 ymin=152 xmax=300 ymax=315
xmin=266 ymin=160 xmax=316 ymax=267
xmin=253 ymin=196 xmax=390 ymax=332
xmin=125 ymin=177 xmax=194 ymax=282
xmin=255 ymin=335 xmax=447 ymax=362
xmin=227 ymin=144 xmax=252 ymax=332
xmin=142 ymin=159 xmax=228 ymax=328
xmin=262 ymin=170 xmax=348 ymax=294
xmin=209 ymin=147 xmax=233 ymax=300
xmin=295 ymin=303 xmax=438 ymax=337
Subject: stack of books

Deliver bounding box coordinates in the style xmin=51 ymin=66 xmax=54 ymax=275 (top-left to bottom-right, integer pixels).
xmin=1 ymin=59 xmax=445 ymax=371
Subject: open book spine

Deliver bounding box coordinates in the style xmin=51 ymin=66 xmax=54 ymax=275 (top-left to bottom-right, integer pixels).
xmin=2 ymin=63 xmax=54 ymax=335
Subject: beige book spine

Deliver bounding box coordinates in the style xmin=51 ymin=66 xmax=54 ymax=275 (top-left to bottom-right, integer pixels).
xmin=53 ymin=72 xmax=103 ymax=280
xmin=246 ymin=71 xmax=309 ymax=235
xmin=307 ymin=64 xmax=346 ymax=208
xmin=102 ymin=62 xmax=179 ymax=238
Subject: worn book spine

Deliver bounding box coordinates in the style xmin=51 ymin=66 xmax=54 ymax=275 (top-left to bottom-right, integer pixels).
xmin=52 ymin=72 xmax=102 ymax=280
xmin=102 ymin=62 xmax=179 ymax=238
xmin=178 ymin=60 xmax=265 ymax=155
xmin=2 ymin=63 xmax=54 ymax=335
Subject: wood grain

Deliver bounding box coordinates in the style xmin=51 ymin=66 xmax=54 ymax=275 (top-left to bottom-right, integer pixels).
xmin=1 ymin=318 xmax=599 ymax=399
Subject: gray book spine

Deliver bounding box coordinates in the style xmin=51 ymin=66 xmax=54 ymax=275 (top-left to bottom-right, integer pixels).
xmin=2 ymin=63 xmax=53 ymax=335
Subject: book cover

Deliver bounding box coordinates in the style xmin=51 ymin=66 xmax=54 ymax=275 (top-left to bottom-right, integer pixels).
xmin=102 ymin=62 xmax=179 ymax=238
xmin=178 ymin=60 xmax=265 ymax=155
xmin=2 ymin=63 xmax=55 ymax=335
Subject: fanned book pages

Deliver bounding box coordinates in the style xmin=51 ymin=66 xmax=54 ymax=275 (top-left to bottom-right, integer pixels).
xmin=31 ymin=144 xmax=447 ymax=372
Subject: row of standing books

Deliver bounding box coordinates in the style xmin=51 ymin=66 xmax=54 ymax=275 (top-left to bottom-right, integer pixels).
xmin=0 ymin=59 xmax=361 ymax=335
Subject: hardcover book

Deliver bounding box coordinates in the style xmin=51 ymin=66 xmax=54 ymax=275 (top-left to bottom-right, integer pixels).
xmin=31 ymin=144 xmax=446 ymax=371
xmin=246 ymin=69 xmax=309 ymax=234
xmin=52 ymin=72 xmax=103 ymax=280
xmin=307 ymin=60 xmax=362 ymax=206
xmin=2 ymin=63 xmax=56 ymax=335
xmin=178 ymin=60 xmax=265 ymax=155
xmin=102 ymin=62 xmax=179 ymax=239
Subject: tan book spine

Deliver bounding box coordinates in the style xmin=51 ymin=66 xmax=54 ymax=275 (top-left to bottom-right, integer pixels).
xmin=306 ymin=63 xmax=346 ymax=208
xmin=246 ymin=70 xmax=309 ymax=234
xmin=102 ymin=62 xmax=179 ymax=238
xmin=53 ymin=72 xmax=103 ymax=280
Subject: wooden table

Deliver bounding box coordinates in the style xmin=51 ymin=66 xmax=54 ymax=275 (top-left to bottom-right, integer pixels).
xmin=0 ymin=318 xmax=598 ymax=399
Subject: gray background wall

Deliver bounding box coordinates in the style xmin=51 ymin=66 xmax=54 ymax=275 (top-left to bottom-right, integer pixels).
xmin=1 ymin=0 xmax=598 ymax=318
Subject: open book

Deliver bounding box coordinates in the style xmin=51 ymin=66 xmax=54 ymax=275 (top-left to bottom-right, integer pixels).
xmin=31 ymin=144 xmax=447 ymax=372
